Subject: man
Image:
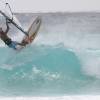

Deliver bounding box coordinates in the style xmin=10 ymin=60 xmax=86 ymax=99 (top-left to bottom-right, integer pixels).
xmin=0 ymin=19 xmax=29 ymax=50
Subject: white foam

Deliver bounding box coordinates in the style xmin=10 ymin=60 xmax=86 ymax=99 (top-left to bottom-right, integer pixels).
xmin=32 ymin=66 xmax=60 ymax=80
xmin=77 ymin=50 xmax=100 ymax=79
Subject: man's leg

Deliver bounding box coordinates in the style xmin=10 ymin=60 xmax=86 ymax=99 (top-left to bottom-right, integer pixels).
xmin=21 ymin=36 xmax=30 ymax=46
xmin=15 ymin=41 xmax=28 ymax=47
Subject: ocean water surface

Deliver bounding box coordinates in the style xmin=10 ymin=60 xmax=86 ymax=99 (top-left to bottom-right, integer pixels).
xmin=0 ymin=12 xmax=100 ymax=99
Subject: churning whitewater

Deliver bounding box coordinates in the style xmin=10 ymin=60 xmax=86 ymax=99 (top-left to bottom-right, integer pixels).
xmin=0 ymin=13 xmax=100 ymax=96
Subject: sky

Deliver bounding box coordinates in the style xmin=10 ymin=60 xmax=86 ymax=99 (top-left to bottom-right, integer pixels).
xmin=1 ymin=0 xmax=100 ymax=12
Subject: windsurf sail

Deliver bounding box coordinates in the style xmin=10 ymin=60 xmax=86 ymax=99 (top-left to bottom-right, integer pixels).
xmin=0 ymin=1 xmax=28 ymax=36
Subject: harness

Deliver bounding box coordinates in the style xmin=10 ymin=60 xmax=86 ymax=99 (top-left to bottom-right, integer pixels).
xmin=4 ymin=38 xmax=12 ymax=45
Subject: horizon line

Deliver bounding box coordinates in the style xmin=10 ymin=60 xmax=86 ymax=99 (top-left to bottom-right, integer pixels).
xmin=13 ymin=11 xmax=100 ymax=13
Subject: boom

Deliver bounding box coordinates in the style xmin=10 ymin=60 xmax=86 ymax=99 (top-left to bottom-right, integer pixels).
xmin=0 ymin=10 xmax=28 ymax=36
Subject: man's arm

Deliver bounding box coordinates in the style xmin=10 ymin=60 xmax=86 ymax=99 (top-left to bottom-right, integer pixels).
xmin=4 ymin=19 xmax=10 ymax=34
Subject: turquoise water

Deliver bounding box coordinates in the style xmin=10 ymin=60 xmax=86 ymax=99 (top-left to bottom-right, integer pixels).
xmin=0 ymin=45 xmax=98 ymax=96
xmin=0 ymin=13 xmax=100 ymax=96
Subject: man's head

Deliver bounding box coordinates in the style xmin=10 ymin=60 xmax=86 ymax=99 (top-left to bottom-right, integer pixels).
xmin=0 ymin=27 xmax=3 ymax=32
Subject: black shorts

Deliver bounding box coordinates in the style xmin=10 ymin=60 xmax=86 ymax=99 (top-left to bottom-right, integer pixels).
xmin=4 ymin=38 xmax=12 ymax=45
